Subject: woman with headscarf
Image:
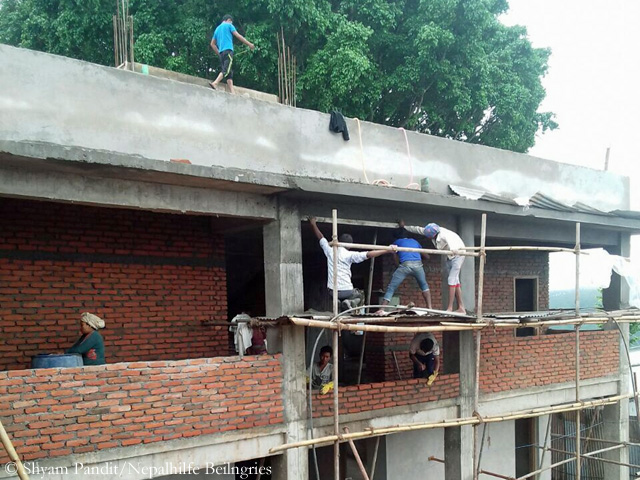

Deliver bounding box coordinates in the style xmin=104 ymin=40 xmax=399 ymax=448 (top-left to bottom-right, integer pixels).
xmin=65 ymin=312 xmax=106 ymax=365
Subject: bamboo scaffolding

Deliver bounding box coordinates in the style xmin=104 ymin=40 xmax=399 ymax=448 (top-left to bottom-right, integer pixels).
xmin=432 ymin=457 xmax=517 ymax=480
xmin=307 ymin=210 xmax=635 ymax=479
xmin=537 ymin=414 xmax=552 ymax=480
xmin=515 ymin=443 xmax=627 ymax=480
xmin=288 ymin=315 xmax=640 ymax=333
xmin=336 ymin=241 xmax=479 ymax=257
xmin=270 ymin=393 xmax=631 ymax=453
xmin=331 ymin=209 xmax=340 ymax=480
xmin=574 ymin=223 xmax=582 ymax=480
xmin=370 ymin=436 xmax=380 ymax=480
xmin=0 ymin=420 xmax=29 ymax=480
xmin=474 ymin=214 xmax=487 ymax=480
xmin=343 ymin=427 xmax=370 ymax=480
xmin=461 ymin=246 xmax=590 ymax=254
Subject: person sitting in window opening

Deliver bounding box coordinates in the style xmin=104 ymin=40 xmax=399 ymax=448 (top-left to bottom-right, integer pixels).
xmin=400 ymin=220 xmax=466 ymax=313
xmin=409 ymin=332 xmax=440 ymax=382
xmin=376 ymin=227 xmax=432 ymax=314
xmin=65 ymin=312 xmax=106 ymax=366
xmin=311 ymin=345 xmax=333 ymax=389
xmin=309 ymin=216 xmax=390 ymax=311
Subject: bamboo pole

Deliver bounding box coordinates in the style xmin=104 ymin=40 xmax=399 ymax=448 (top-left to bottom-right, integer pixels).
xmin=474 ymin=214 xmax=487 ymax=480
xmin=270 ymin=394 xmax=630 ymax=453
xmin=288 ymin=316 xmax=640 ymax=333
xmin=289 ymin=317 xmax=483 ymax=333
xmin=332 ymin=209 xmax=340 ymax=480
xmin=536 ymin=414 xmax=552 ymax=480
xmin=430 ymin=457 xmax=514 ymax=480
xmin=113 ymin=15 xmax=118 ymax=66
xmin=461 ymin=246 xmax=589 ymax=254
xmin=370 ymin=436 xmax=380 ymax=480
xmin=343 ymin=427 xmax=370 ymax=480
xmin=338 ymin=241 xmax=479 ymax=257
xmin=0 ymin=419 xmax=29 ymax=480
xmin=575 ymin=222 xmax=581 ymax=480
xmin=358 ymin=229 xmax=378 ymax=384
xmin=130 ymin=15 xmax=135 ymax=71
xmin=276 ymin=32 xmax=282 ymax=103
xmin=281 ymin=29 xmax=288 ymax=105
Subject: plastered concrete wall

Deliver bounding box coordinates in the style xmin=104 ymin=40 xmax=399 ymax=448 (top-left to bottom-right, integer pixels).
xmin=477 ymin=421 xmax=516 ymax=477
xmin=0 ymin=45 xmax=630 ymax=212
xmin=385 ymin=429 xmax=445 ymax=479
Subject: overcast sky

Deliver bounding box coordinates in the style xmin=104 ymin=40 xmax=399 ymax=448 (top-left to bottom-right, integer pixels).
xmin=501 ymin=0 xmax=640 ymax=263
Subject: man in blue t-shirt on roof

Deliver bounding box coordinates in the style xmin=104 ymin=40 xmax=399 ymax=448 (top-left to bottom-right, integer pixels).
xmin=209 ymin=14 xmax=255 ymax=94
xmin=376 ymin=227 xmax=432 ymax=314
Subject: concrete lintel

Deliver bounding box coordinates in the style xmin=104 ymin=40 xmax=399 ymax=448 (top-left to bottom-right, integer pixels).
xmin=0 ymin=163 xmax=277 ymax=220
xmin=0 ymin=428 xmax=285 ymax=480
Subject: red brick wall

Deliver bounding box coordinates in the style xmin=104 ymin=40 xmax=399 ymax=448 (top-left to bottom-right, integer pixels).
xmin=0 ymin=355 xmax=283 ymax=462
xmin=313 ymin=374 xmax=458 ymax=416
xmin=480 ymin=330 xmax=619 ymax=393
xmin=479 ymin=251 xmax=549 ymax=313
xmin=0 ymin=199 xmax=229 ymax=370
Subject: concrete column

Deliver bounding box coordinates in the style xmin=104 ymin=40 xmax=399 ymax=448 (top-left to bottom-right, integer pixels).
xmin=445 ymin=330 xmax=476 ymax=480
xmin=263 ymin=200 xmax=308 ymax=480
xmin=602 ymin=232 xmax=631 ymax=480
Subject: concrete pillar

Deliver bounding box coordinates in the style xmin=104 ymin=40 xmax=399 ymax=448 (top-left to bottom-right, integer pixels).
xmin=602 ymin=233 xmax=631 ymax=480
xmin=263 ymin=200 xmax=308 ymax=480
xmin=445 ymin=330 xmax=476 ymax=480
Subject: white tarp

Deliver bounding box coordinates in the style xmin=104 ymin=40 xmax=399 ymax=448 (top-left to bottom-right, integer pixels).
xmin=552 ymin=248 xmax=640 ymax=308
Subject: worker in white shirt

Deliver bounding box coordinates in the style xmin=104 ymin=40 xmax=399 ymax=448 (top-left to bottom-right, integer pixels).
xmin=401 ymin=220 xmax=466 ymax=313
xmin=309 ymin=217 xmax=390 ymax=310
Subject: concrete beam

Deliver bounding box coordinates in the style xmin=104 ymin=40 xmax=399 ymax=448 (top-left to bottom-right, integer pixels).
xmin=0 ymin=163 xmax=277 ymax=220
xmin=0 ymin=428 xmax=284 ymax=480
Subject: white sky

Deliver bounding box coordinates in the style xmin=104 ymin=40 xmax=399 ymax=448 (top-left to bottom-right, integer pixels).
xmin=501 ymin=0 xmax=640 ymax=263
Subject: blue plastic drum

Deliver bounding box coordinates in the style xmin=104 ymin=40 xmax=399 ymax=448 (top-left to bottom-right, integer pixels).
xmin=31 ymin=354 xmax=83 ymax=369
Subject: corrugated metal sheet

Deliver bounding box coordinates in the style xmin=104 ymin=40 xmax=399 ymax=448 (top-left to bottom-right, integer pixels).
xmin=449 ymin=185 xmax=624 ymax=217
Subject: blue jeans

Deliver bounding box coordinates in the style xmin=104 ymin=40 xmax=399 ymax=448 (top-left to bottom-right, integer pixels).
xmin=413 ymin=353 xmax=435 ymax=379
xmin=383 ymin=261 xmax=429 ymax=302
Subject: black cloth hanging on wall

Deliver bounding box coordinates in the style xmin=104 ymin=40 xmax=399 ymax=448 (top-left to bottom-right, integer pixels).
xmin=329 ymin=111 xmax=350 ymax=141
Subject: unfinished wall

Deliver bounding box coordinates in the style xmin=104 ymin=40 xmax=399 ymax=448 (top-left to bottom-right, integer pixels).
xmin=479 ymin=251 xmax=549 ymax=313
xmin=0 ymin=355 xmax=283 ymax=463
xmin=366 ymin=332 xmax=445 ymax=383
xmin=312 ymin=375 xmax=459 ymax=417
xmin=0 ymin=199 xmax=229 ymax=370
xmin=480 ymin=330 xmax=619 ymax=393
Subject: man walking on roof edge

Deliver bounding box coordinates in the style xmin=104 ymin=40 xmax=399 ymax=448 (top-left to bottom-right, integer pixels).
xmin=210 ymin=14 xmax=255 ymax=94
xmin=401 ymin=220 xmax=466 ymax=313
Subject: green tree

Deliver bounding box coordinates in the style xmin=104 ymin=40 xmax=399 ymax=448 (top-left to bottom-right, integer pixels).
xmin=0 ymin=0 xmax=556 ymax=152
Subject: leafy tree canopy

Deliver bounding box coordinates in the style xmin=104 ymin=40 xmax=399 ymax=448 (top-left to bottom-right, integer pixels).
xmin=0 ymin=0 xmax=557 ymax=152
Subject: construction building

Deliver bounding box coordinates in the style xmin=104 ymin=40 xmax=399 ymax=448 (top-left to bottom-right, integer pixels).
xmin=1 ymin=44 xmax=640 ymax=480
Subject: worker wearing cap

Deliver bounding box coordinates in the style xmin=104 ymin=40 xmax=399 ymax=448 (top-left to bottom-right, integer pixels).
xmin=401 ymin=221 xmax=466 ymax=313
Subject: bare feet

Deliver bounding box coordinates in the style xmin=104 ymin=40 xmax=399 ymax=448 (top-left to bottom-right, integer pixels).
xmin=455 ymin=308 xmax=466 ymax=314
